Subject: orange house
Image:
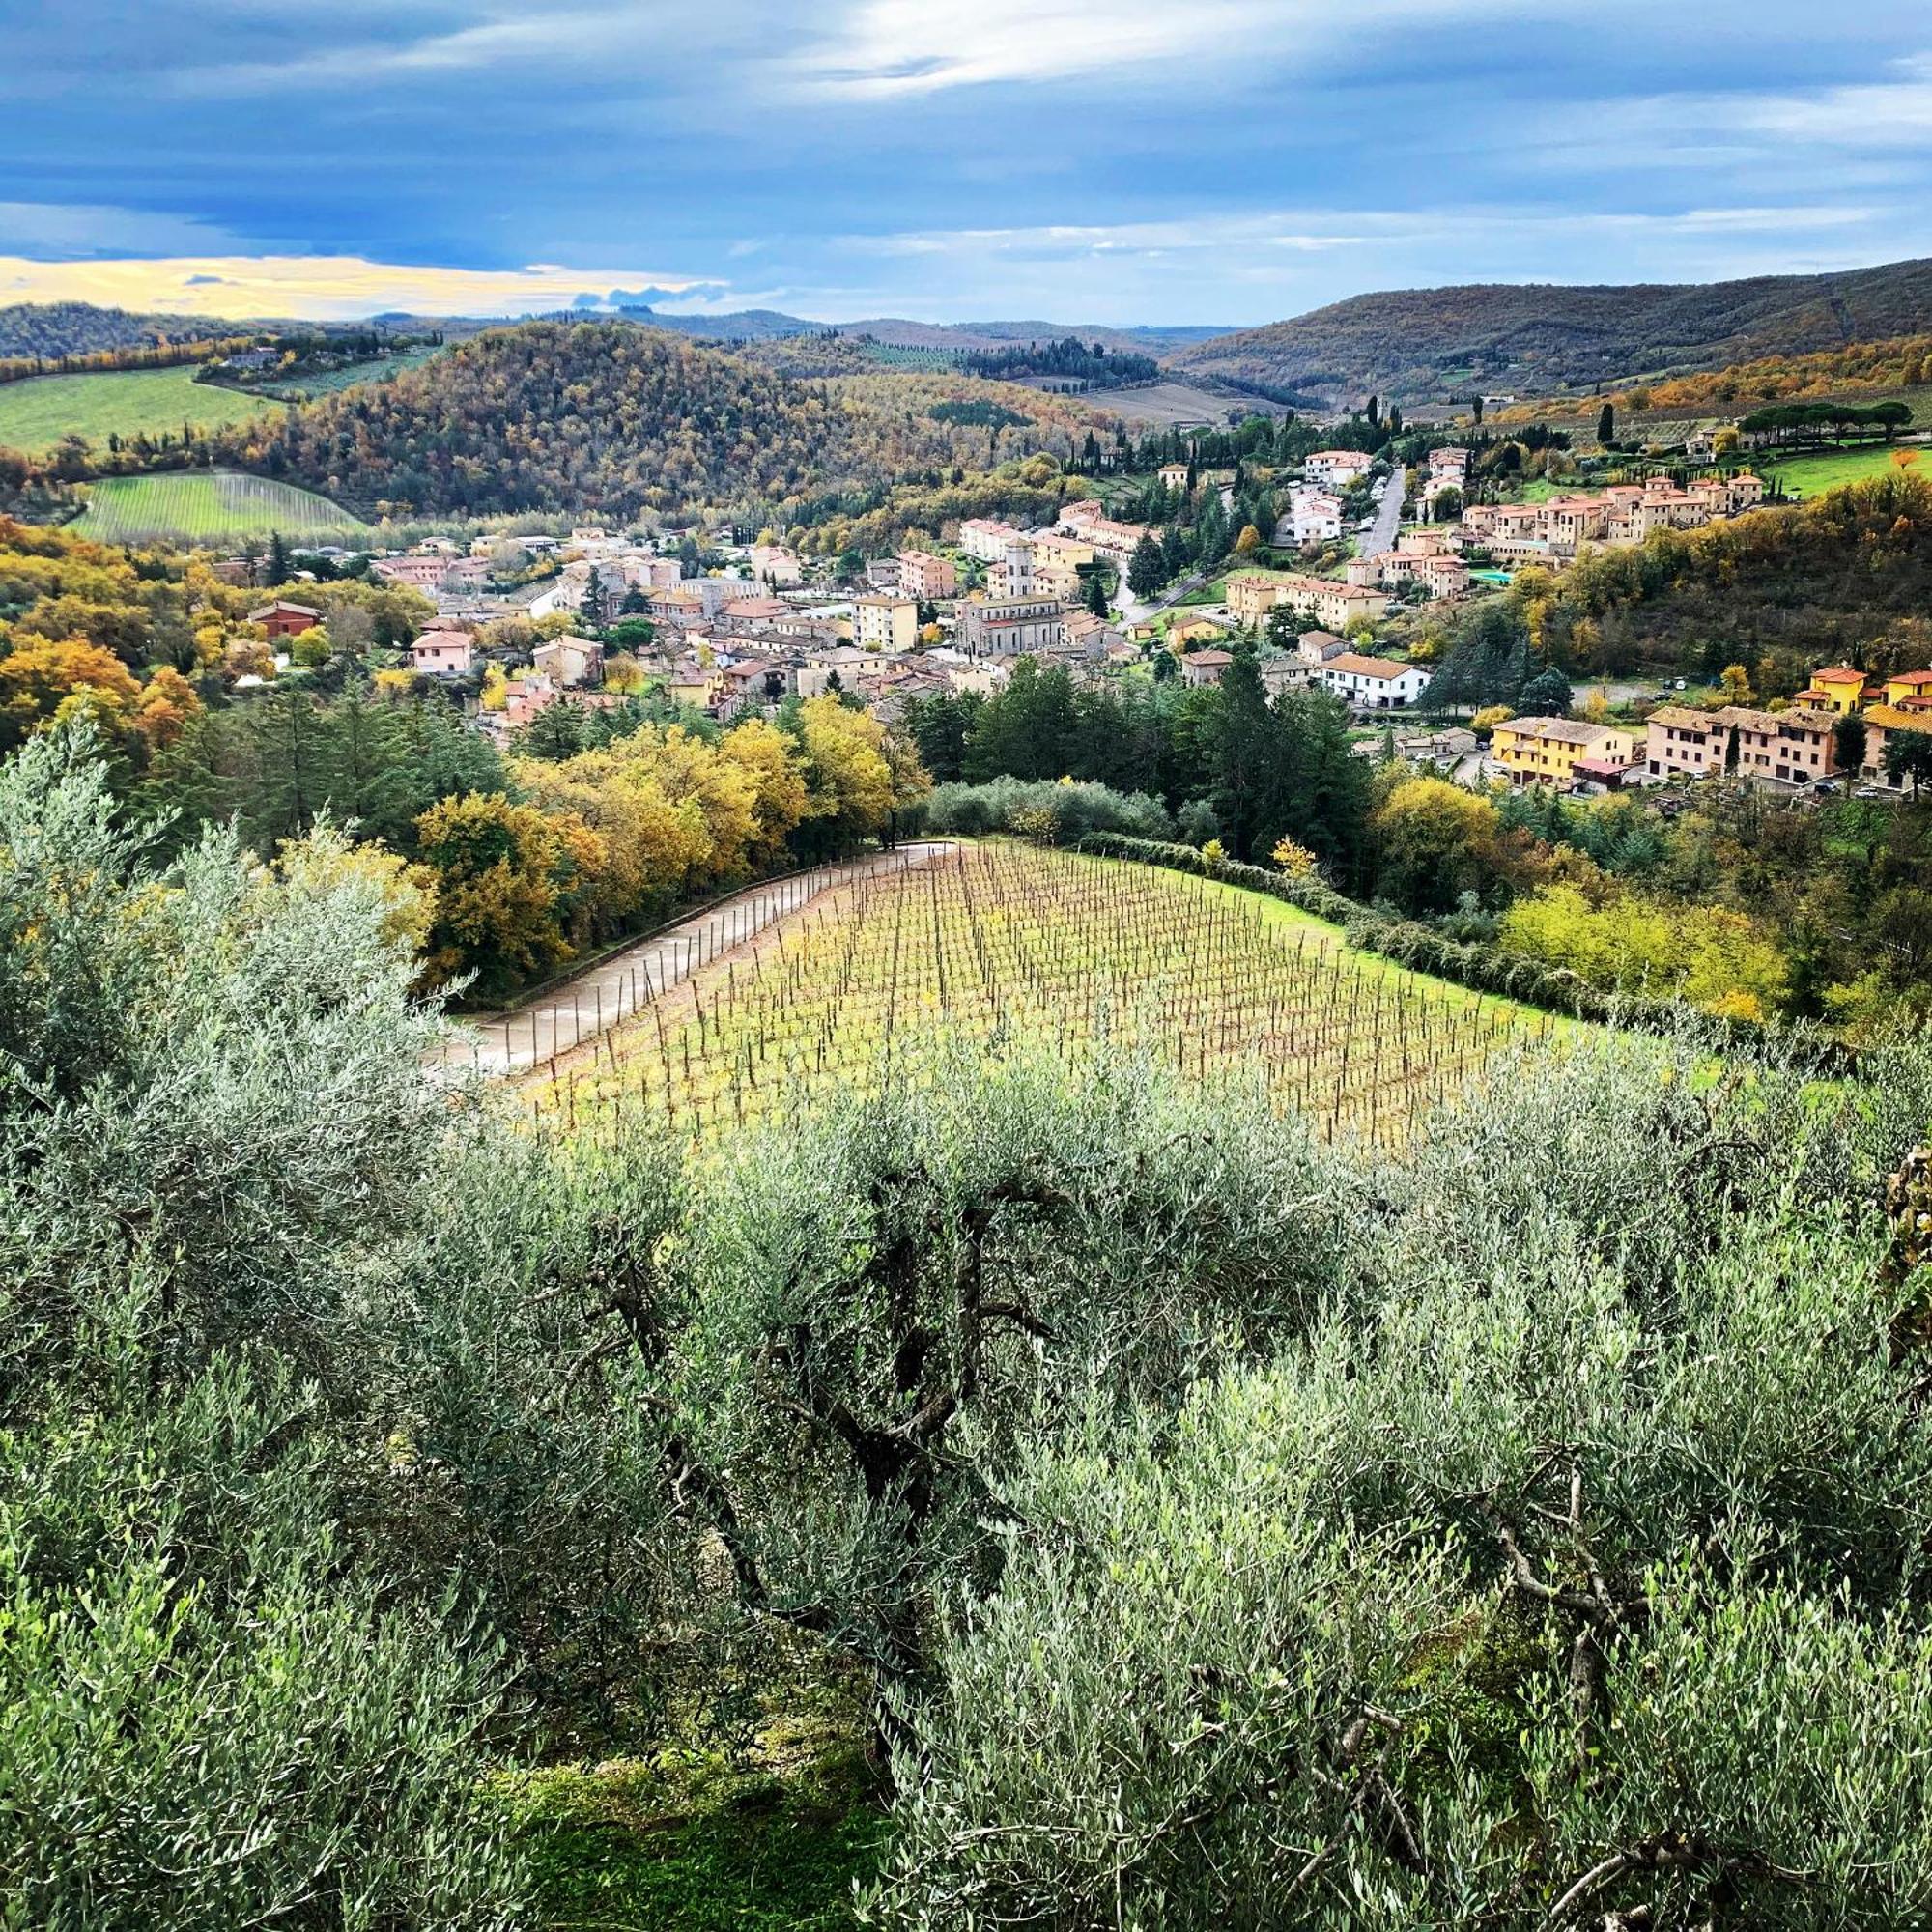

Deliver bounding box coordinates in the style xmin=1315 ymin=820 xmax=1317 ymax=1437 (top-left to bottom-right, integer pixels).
xmin=249 ymin=599 xmax=322 ymax=639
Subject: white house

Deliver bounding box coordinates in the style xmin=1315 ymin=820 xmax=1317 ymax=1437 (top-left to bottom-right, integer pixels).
xmin=1304 ymin=450 xmax=1374 ymax=490
xmin=1282 ymin=485 xmax=1344 ymax=544
xmin=1315 ymin=652 xmax=1432 ymax=710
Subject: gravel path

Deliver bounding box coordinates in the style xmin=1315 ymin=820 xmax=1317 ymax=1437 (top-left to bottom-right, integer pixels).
xmin=442 ymin=842 xmax=955 ymax=1077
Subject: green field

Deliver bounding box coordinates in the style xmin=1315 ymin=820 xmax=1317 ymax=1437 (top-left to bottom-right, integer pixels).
xmin=71 ymin=469 xmax=368 ymax=544
xmin=1761 ymin=443 xmax=1927 ymax=497
xmin=0 ymin=364 xmax=281 ymax=455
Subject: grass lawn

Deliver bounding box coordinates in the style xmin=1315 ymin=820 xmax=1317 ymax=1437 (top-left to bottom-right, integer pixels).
xmin=0 ymin=364 xmax=281 ymax=455
xmin=71 ymin=468 xmax=368 ymax=543
xmin=1762 ymin=444 xmax=1924 ymax=497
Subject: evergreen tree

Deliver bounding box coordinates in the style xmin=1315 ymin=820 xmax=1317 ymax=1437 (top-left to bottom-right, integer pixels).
xmin=1205 ymin=641 xmax=1276 ymax=860
xmin=1084 ymin=569 xmax=1110 ymax=619
xmin=1598 ymin=402 xmax=1616 ymax=447
xmin=1162 ymin=524 xmax=1191 ymax=580
xmin=1127 ymin=535 xmax=1168 ymax=601
xmin=268 ymin=531 xmax=291 ymax=585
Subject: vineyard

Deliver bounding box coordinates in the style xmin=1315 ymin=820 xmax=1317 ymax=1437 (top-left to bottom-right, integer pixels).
xmin=71 ymin=468 xmax=369 ymax=542
xmin=523 ymin=842 xmax=1553 ymax=1145
xmin=0 ymin=363 xmax=279 ymax=454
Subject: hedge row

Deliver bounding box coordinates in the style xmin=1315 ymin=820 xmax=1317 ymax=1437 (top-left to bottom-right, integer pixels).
xmin=1073 ymin=832 xmax=1850 ymax=1067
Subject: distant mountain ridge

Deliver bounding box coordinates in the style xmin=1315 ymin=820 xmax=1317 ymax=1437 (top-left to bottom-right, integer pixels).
xmin=1173 ymin=257 xmax=1932 ymax=405
xmin=606 ymin=305 xmax=1226 ymax=358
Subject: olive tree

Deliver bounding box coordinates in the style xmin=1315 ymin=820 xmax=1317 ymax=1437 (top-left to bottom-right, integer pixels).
xmin=867 ymin=1027 xmax=1932 ymax=1928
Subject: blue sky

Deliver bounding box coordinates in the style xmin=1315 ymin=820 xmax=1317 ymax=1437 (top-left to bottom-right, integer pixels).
xmin=4 ymin=1 xmax=1932 ymax=326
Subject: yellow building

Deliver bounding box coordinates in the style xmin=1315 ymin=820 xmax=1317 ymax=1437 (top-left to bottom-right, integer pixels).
xmin=1881 ymin=669 xmax=1932 ymax=708
xmin=1492 ymin=716 xmax=1638 ymax=788
xmin=1167 ymin=614 xmax=1230 ymax=647
xmin=1796 ymin=665 xmax=1870 ymax=715
xmin=854 ymin=594 xmax=919 ymax=653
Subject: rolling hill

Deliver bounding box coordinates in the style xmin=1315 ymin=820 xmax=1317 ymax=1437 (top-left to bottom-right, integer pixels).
xmin=1174 ymin=256 xmax=1932 ymax=406
xmin=0 ymin=301 xmax=250 ymax=361
xmin=214 ymin=319 xmax=1104 ymax=524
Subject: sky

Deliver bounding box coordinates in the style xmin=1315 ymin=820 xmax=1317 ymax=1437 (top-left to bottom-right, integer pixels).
xmin=4 ymin=1 xmax=1932 ymax=327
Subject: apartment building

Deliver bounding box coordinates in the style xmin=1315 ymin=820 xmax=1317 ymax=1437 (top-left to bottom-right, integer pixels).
xmin=1640 ymin=703 xmax=1839 ymax=786
xmin=1226 ymin=570 xmax=1390 ymax=632
xmin=895 ymin=550 xmax=958 ymax=601
xmin=1492 ymin=717 xmax=1639 ymax=788
xmin=854 ymin=595 xmax=920 ymax=653
xmin=1281 ymin=485 xmax=1344 ymax=544
xmin=958 ymin=518 xmax=1025 ymax=563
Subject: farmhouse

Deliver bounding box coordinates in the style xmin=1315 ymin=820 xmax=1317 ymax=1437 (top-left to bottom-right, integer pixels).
xmin=249 ymin=600 xmax=321 ymax=639
xmin=1314 ymin=653 xmax=1431 ymax=710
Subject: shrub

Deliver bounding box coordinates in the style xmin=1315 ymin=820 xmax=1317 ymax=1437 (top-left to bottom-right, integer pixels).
xmin=921 ymin=777 xmax=1173 ymax=843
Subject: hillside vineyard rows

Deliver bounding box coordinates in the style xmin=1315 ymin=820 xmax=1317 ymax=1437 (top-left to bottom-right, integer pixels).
xmin=71 ymin=468 xmax=367 ymax=542
xmin=525 ymin=843 xmax=1548 ymax=1144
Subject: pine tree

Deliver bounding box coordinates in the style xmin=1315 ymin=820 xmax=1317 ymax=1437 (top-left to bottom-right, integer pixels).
xmin=1084 ymin=569 xmax=1110 ymax=619
xmin=268 ymin=531 xmax=290 ymax=585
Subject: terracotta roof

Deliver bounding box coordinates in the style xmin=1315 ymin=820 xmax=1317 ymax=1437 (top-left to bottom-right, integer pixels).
xmin=1326 ymin=653 xmax=1416 ymax=680
xmin=1503 ymin=717 xmax=1622 ymax=747
xmin=1808 ymin=666 xmax=1867 ymax=684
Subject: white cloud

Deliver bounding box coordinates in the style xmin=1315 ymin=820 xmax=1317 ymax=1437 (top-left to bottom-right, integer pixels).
xmin=1575 ymin=53 xmax=1932 ymax=158
xmin=0 ymin=253 xmax=724 ymax=319
xmin=789 ymin=0 xmax=1540 ymax=98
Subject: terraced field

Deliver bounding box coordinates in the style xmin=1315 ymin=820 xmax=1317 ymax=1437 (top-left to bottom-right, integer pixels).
xmin=70 ymin=468 xmax=368 ymax=543
xmin=531 ymin=841 xmax=1549 ymax=1146
xmin=0 ymin=364 xmax=280 ymax=454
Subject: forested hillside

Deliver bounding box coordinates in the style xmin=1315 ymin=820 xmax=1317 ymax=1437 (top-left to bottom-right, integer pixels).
xmin=218 ymin=320 xmax=1105 ymax=525
xmin=1495 ymin=330 xmax=1932 ymax=423
xmin=0 ymin=300 xmax=245 ymax=361
xmin=1459 ymin=469 xmax=1932 ymax=676
xmin=1176 ymin=256 xmax=1932 ymax=403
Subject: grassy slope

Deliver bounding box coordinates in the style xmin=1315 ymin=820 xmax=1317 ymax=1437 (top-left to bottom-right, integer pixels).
xmin=0 ymin=364 xmax=280 ymax=454
xmin=1761 ymin=445 xmax=1925 ymax=497
xmin=71 ymin=468 xmax=367 ymax=542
